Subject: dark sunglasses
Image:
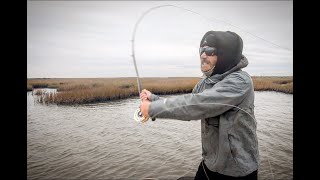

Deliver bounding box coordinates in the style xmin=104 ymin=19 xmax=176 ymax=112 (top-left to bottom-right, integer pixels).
xmin=199 ymin=46 xmax=217 ymax=56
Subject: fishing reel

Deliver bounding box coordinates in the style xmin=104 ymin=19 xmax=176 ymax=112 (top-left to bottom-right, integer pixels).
xmin=133 ymin=101 xmax=156 ymax=123
xmin=134 ymin=108 xmax=150 ymax=123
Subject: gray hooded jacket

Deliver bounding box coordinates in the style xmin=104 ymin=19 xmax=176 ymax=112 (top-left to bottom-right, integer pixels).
xmin=148 ymin=56 xmax=260 ymax=177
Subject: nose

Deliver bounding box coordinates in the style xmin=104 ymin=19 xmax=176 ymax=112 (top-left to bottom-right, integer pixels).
xmin=200 ymin=52 xmax=207 ymax=59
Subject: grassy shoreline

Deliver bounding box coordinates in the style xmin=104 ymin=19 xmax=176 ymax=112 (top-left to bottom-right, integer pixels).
xmin=27 ymin=76 xmax=292 ymax=105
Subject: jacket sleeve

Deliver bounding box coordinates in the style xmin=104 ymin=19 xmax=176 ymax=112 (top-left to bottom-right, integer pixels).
xmin=150 ymin=94 xmax=160 ymax=101
xmin=148 ymin=72 xmax=252 ymax=120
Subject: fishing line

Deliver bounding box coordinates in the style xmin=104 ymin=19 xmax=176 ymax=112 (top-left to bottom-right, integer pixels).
xmin=132 ymin=3 xmax=292 ymax=121
xmin=131 ymin=4 xmax=292 ymax=96
xmin=132 ymin=4 xmax=291 ymax=95
xmin=131 ymin=4 xmax=281 ymax=179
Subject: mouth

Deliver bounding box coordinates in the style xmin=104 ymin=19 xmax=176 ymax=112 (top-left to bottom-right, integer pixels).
xmin=201 ymin=61 xmax=210 ymax=67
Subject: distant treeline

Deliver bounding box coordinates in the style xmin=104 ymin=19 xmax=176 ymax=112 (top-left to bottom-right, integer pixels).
xmin=27 ymin=76 xmax=292 ymax=105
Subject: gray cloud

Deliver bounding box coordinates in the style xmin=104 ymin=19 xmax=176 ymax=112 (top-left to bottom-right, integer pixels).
xmin=27 ymin=1 xmax=292 ymax=78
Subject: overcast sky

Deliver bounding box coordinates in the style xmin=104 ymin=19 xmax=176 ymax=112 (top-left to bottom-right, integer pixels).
xmin=27 ymin=1 xmax=293 ymax=78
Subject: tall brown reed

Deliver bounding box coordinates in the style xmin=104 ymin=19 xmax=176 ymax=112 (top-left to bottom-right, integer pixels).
xmin=252 ymin=76 xmax=293 ymax=94
xmin=28 ymin=76 xmax=292 ymax=105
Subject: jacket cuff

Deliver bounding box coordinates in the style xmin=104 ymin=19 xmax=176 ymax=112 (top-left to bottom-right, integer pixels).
xmin=149 ymin=99 xmax=165 ymax=118
xmin=151 ymin=94 xmax=160 ymax=101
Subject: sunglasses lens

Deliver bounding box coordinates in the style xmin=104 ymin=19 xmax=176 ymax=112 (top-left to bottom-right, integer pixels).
xmin=205 ymin=47 xmax=215 ymax=56
xmin=199 ymin=47 xmax=216 ymax=56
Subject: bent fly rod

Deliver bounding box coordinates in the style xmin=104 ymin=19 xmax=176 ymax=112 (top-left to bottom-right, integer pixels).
xmin=131 ymin=4 xmax=222 ymax=122
xmin=131 ymin=4 xmax=291 ymax=125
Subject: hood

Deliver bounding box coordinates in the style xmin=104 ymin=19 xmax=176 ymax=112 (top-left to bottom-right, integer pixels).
xmin=200 ymin=31 xmax=244 ymax=76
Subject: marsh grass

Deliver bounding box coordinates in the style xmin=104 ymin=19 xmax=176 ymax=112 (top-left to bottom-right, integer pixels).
xmin=252 ymin=76 xmax=293 ymax=94
xmin=27 ymin=84 xmax=33 ymax=91
xmin=27 ymin=76 xmax=292 ymax=105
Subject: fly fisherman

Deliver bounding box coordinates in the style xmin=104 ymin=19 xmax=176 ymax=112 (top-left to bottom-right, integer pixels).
xmin=139 ymin=31 xmax=260 ymax=180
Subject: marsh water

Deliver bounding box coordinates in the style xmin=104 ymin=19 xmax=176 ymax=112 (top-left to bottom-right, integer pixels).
xmin=27 ymin=90 xmax=292 ymax=180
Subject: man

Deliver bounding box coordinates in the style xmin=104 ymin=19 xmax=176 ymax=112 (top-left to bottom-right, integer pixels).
xmin=139 ymin=31 xmax=260 ymax=180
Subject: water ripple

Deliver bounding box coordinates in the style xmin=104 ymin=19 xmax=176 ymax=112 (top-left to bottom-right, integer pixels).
xmin=27 ymin=91 xmax=292 ymax=179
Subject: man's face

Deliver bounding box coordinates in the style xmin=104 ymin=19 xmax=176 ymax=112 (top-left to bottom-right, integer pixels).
xmin=200 ymin=46 xmax=218 ymax=72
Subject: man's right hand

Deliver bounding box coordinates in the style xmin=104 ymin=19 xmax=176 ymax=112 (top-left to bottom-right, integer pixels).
xmin=140 ymin=89 xmax=152 ymax=101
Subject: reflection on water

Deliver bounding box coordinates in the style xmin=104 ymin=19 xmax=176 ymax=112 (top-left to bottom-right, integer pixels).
xmin=27 ymin=90 xmax=292 ymax=180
